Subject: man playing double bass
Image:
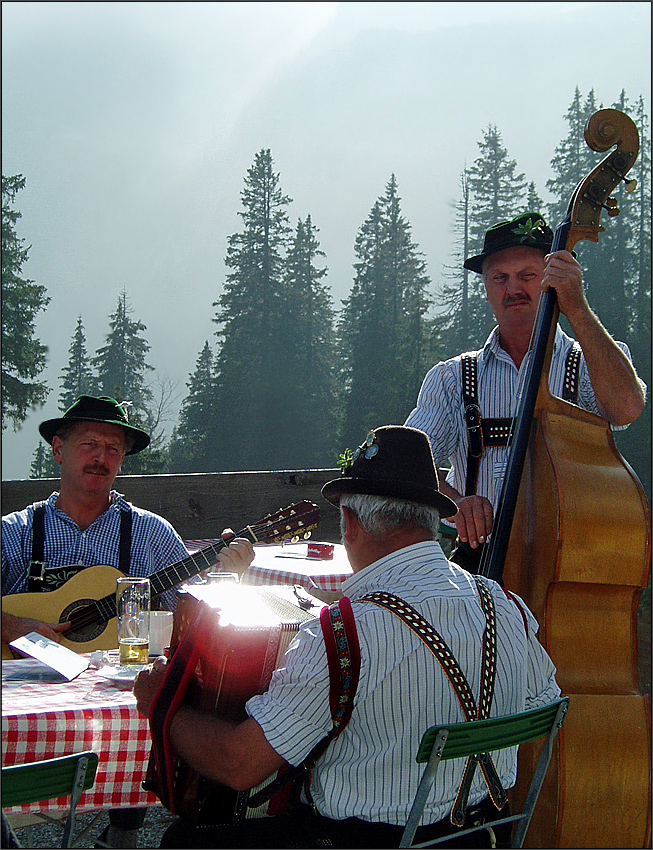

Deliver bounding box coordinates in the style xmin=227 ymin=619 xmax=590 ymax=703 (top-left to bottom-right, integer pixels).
xmin=405 ymin=212 xmax=646 ymax=571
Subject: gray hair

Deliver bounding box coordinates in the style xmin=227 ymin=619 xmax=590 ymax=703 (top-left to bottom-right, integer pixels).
xmin=339 ymin=493 xmax=440 ymax=541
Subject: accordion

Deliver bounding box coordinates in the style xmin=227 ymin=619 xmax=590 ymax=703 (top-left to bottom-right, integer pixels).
xmin=144 ymin=582 xmax=317 ymax=825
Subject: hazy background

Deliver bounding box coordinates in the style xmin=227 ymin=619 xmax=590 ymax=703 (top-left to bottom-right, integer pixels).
xmin=2 ymin=1 xmax=651 ymax=480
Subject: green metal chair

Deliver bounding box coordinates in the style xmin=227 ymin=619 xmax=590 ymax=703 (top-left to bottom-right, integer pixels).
xmin=2 ymin=751 xmax=99 ymax=848
xmin=399 ymin=697 xmax=569 ymax=848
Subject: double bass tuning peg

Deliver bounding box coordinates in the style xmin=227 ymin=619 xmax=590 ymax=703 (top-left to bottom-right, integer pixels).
xmin=602 ymin=197 xmax=620 ymax=217
xmin=622 ymin=176 xmax=637 ymax=193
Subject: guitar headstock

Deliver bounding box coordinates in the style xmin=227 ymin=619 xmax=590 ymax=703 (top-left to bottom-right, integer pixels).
xmin=251 ymin=500 xmax=320 ymax=544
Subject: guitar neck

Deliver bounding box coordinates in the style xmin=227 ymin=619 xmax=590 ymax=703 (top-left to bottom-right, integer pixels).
xmin=94 ymin=534 xmax=242 ymax=624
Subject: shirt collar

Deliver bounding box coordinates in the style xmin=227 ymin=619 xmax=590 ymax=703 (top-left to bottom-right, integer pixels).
xmin=341 ymin=540 xmax=448 ymax=597
xmin=481 ymin=324 xmax=566 ymax=366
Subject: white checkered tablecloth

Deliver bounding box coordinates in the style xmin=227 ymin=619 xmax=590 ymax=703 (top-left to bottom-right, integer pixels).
xmin=241 ymin=542 xmax=352 ymax=592
xmin=2 ymin=657 xmax=159 ymax=814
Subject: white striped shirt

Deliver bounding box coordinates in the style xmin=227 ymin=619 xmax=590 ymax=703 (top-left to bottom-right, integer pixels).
xmin=2 ymin=491 xmax=189 ymax=611
xmin=247 ymin=541 xmax=560 ymax=825
xmin=404 ymin=325 xmax=644 ymax=517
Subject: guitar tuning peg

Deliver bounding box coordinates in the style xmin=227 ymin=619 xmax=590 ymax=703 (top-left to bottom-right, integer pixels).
xmin=303 ymin=531 xmax=312 ymax=540
xmin=291 ymin=535 xmax=299 ymax=544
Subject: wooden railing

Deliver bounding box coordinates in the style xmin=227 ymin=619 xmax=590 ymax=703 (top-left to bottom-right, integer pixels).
xmin=1 ymin=470 xmax=344 ymax=543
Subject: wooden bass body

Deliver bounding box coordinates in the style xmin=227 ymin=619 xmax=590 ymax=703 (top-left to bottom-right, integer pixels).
xmin=504 ymin=393 xmax=651 ymax=848
xmin=144 ymin=583 xmax=316 ymax=825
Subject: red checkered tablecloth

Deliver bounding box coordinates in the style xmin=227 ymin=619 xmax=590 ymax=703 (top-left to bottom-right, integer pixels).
xmin=2 ymin=657 xmax=159 ymax=815
xmin=241 ymin=542 xmax=352 ymax=592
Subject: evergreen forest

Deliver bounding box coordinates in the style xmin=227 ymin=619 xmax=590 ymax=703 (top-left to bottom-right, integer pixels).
xmin=2 ymin=88 xmax=651 ymax=500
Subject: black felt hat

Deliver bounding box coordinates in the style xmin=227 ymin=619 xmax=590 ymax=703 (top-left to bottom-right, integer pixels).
xmin=321 ymin=426 xmax=458 ymax=517
xmin=464 ymin=212 xmax=554 ymax=274
xmin=39 ymin=395 xmax=150 ymax=455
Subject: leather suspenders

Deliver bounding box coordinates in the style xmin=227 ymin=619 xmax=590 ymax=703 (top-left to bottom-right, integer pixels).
xmin=359 ymin=576 xmax=508 ymax=826
xmin=27 ymin=502 xmax=133 ymax=592
xmin=462 ymin=342 xmax=582 ymax=496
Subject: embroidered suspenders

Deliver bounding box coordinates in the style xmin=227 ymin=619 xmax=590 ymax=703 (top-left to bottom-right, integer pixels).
xmin=246 ymin=597 xmax=362 ymax=811
xmin=358 ymin=576 xmax=507 ymax=826
xmin=27 ymin=502 xmax=133 ymax=592
xmin=462 ymin=342 xmax=582 ymax=495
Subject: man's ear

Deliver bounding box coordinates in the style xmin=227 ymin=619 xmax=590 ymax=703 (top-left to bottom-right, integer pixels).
xmin=51 ymin=437 xmax=64 ymax=465
xmin=341 ymin=505 xmax=360 ymax=543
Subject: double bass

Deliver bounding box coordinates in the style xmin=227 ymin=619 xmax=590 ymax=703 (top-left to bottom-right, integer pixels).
xmin=479 ymin=109 xmax=651 ymax=847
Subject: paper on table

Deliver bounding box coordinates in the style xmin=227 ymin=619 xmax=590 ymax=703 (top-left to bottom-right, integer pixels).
xmin=8 ymin=632 xmax=89 ymax=681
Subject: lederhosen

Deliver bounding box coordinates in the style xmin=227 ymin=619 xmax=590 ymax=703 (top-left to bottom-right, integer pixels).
xmin=27 ymin=501 xmax=133 ymax=592
xmin=452 ymin=343 xmax=582 ymax=572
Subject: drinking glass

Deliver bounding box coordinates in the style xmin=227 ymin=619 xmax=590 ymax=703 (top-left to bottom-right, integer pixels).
xmin=116 ymin=577 xmax=150 ymax=665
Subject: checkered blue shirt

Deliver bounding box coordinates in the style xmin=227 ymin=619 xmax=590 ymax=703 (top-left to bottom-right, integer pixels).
xmin=2 ymin=491 xmax=189 ymax=610
xmin=247 ymin=541 xmax=560 ymax=825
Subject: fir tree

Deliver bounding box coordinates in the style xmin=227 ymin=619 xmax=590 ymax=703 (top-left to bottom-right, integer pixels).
xmin=167 ymin=341 xmax=218 ymax=472
xmin=438 ymin=166 xmax=493 ymax=353
xmin=92 ymin=289 xmax=159 ymax=474
xmin=29 ymin=440 xmax=59 ymax=479
xmin=338 ymin=175 xmax=434 ymax=445
xmin=2 ymin=174 xmax=50 ymax=430
xmin=282 ymin=215 xmax=339 ymax=466
xmin=211 ymin=149 xmax=293 ymax=470
xmin=467 ymin=124 xmax=528 ymax=253
xmin=59 ymin=316 xmax=98 ymax=411
xmin=92 ymin=290 xmax=154 ymax=409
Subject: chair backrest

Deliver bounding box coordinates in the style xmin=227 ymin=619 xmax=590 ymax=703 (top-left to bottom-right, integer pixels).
xmin=416 ymin=698 xmax=567 ymax=764
xmin=1 ymin=752 xmax=98 ymax=808
xmin=400 ymin=698 xmax=569 ymax=849
xmin=2 ymin=752 xmax=99 ymax=848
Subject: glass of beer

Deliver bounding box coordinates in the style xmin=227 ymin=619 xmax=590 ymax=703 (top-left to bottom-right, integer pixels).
xmin=116 ymin=577 xmax=150 ymax=665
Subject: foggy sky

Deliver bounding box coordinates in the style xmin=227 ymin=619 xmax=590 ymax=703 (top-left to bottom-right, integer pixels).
xmin=2 ymin=1 xmax=651 ymax=479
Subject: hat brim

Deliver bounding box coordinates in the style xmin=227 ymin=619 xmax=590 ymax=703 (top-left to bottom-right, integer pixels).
xmin=463 ymin=242 xmax=551 ymax=274
xmin=321 ymin=477 xmax=458 ymax=518
xmin=39 ymin=417 xmax=150 ymax=455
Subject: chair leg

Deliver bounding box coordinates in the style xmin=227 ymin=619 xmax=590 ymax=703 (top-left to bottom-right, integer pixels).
xmin=61 ymin=756 xmax=89 ymax=848
xmin=399 ymin=730 xmax=449 ymax=848
xmin=511 ymin=702 xmax=568 ymax=848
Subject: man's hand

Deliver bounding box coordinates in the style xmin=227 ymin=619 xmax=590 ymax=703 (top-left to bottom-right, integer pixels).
xmin=541 ymin=250 xmax=587 ymax=320
xmin=217 ymin=528 xmax=255 ymax=575
xmin=2 ymin=612 xmax=70 ymax=648
xmin=134 ymin=655 xmax=168 ymax=718
xmin=452 ymin=495 xmax=493 ymax=549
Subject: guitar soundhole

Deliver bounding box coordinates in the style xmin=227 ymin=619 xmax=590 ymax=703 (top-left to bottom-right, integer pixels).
xmin=61 ymin=599 xmax=106 ymax=643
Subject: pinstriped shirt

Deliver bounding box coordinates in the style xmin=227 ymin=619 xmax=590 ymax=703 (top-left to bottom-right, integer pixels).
xmin=247 ymin=541 xmax=560 ymax=825
xmin=2 ymin=491 xmax=189 ymax=611
xmin=404 ymin=325 xmax=644 ymax=517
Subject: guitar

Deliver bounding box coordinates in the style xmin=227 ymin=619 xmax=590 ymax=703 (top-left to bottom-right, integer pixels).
xmin=1 ymin=500 xmax=320 ymax=659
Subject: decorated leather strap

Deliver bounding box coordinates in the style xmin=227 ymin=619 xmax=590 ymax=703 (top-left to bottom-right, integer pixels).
xmin=462 ymin=346 xmax=581 ymax=496
xmin=358 ymin=578 xmax=507 ymax=826
xmin=247 ymin=596 xmax=361 ymax=810
xmin=562 ymin=341 xmax=581 ymax=404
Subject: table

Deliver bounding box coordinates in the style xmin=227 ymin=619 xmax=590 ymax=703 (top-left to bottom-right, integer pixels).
xmin=2 ymin=656 xmax=158 ymax=816
xmin=184 ymin=539 xmax=352 ymax=593
xmin=243 ymin=541 xmax=352 ymax=592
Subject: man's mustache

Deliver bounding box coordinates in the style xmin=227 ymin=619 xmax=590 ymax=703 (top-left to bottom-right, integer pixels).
xmin=502 ymin=293 xmax=531 ymax=307
xmin=83 ymin=464 xmax=111 ymax=476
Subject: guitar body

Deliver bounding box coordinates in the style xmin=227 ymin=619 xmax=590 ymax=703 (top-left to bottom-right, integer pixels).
xmin=2 ymin=565 xmax=124 ymax=658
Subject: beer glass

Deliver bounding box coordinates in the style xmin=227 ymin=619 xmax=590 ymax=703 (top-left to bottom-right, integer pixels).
xmin=116 ymin=577 xmax=150 ymax=665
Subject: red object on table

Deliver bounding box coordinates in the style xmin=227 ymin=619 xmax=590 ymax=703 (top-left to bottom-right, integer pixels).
xmin=2 ymin=657 xmax=158 ymax=815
